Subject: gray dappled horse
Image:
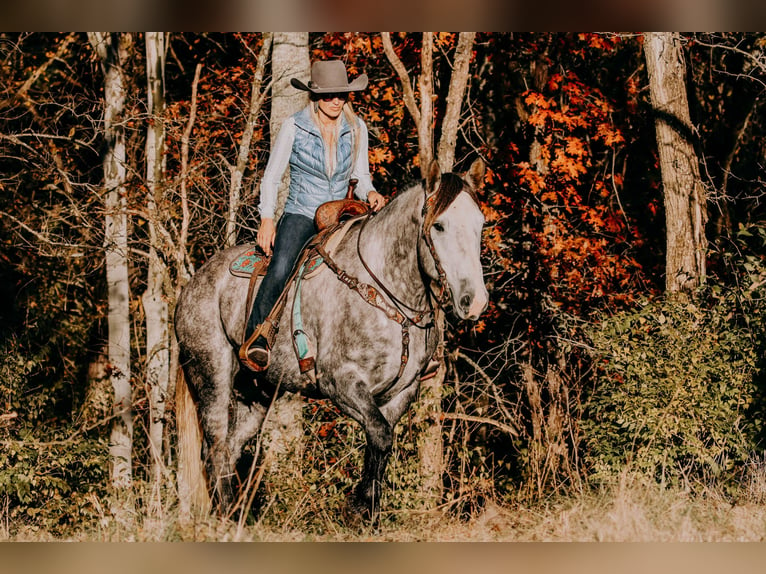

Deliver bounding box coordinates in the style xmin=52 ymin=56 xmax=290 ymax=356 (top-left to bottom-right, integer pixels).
xmin=175 ymin=158 xmax=488 ymax=522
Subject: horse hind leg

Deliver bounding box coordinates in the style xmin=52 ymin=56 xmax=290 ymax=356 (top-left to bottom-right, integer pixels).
xmin=222 ymin=400 xmax=268 ymax=514
xmin=202 ymin=400 xmax=269 ymax=516
xmin=190 ymin=364 xmax=270 ymax=518
xmin=198 ymin=398 xmax=237 ymax=513
xmin=182 ymin=351 xmax=240 ymax=514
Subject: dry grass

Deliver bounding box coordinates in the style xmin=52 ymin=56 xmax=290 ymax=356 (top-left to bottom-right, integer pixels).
xmin=7 ymin=470 xmax=766 ymax=541
xmin=7 ymin=458 xmax=766 ymax=542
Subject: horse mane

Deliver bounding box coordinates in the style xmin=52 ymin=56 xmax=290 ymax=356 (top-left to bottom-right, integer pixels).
xmin=423 ymin=171 xmax=479 ymax=231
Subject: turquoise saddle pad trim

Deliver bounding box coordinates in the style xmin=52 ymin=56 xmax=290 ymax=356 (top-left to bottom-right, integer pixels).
xmin=231 ymin=249 xmax=266 ymax=275
xmin=293 ymin=255 xmax=324 ymax=360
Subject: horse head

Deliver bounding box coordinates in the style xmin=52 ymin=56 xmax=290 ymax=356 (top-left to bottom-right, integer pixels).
xmin=421 ymin=158 xmax=489 ymax=321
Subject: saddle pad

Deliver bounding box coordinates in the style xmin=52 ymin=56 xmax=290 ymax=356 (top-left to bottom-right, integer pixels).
xmin=230 ymin=248 xmax=270 ymax=278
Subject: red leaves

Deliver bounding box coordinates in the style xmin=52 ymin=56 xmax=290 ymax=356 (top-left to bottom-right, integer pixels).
xmin=495 ymin=49 xmax=646 ymax=317
xmin=516 ymin=162 xmax=546 ymax=195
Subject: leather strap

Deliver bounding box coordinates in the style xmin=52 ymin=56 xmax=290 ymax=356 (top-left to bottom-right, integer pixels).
xmin=291 ymin=257 xmax=316 ymax=375
xmin=239 ymin=241 xmax=316 ymax=361
xmin=316 ymin=238 xmax=427 ymax=380
xmin=355 ymin=212 xmax=435 ymax=326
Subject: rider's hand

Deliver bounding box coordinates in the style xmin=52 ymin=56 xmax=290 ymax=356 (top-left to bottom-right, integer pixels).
xmin=257 ymin=218 xmax=276 ymax=256
xmin=367 ymin=190 xmax=386 ymax=212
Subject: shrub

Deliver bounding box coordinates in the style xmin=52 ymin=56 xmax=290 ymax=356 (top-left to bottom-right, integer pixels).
xmin=0 ymin=337 xmax=110 ymax=536
xmin=583 ymin=292 xmax=764 ymax=490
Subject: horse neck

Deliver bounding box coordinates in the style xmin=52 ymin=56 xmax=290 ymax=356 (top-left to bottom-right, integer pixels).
xmin=358 ymin=185 xmax=429 ymax=310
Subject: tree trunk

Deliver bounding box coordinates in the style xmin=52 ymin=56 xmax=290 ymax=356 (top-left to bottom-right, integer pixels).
xmin=417 ymin=313 xmax=446 ymax=506
xmin=270 ymin=32 xmax=309 ymax=219
xmin=417 ymin=33 xmax=434 ymax=179
xmin=644 ymin=32 xmax=707 ymax=293
xmin=142 ymin=31 xmax=170 ymax=488
xmin=261 ymin=32 xmax=309 ymax=473
xmin=88 ymin=32 xmax=134 ymax=492
xmin=225 ymin=33 xmax=273 ymax=247
xmin=382 ymin=32 xmax=478 ymax=508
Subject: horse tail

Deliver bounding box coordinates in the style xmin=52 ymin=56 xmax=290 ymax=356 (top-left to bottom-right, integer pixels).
xmin=175 ymin=367 xmax=211 ymax=518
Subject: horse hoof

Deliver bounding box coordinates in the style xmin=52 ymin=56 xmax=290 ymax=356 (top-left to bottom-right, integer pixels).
xmin=343 ymin=493 xmax=379 ymax=530
xmin=341 ymin=502 xmax=365 ymax=530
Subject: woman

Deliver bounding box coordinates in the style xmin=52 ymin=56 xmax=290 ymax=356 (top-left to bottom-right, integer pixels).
xmin=241 ymin=59 xmax=385 ymax=371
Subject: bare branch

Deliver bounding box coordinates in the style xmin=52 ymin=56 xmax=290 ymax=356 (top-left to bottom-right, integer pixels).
xmin=0 ymin=412 xmax=18 ymax=428
xmin=693 ymin=35 xmax=766 ymax=76
xmin=226 ymin=32 xmax=273 ymax=247
xmin=179 ymin=62 xmax=203 ymax=283
xmin=456 ymin=350 xmax=517 ymax=429
xmin=437 ymin=32 xmax=475 ymax=172
xmin=380 ymin=32 xmax=421 ymax=127
xmin=0 ymin=33 xmax=77 ymax=112
xmin=0 ymin=208 xmax=86 ymax=251
xmin=441 ymin=412 xmax=519 ymax=437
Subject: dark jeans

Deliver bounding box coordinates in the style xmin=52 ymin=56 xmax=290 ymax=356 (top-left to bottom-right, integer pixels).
xmin=246 ymin=212 xmax=317 ymax=340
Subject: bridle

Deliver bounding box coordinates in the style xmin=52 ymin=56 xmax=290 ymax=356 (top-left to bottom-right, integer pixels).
xmin=419 ymin=189 xmax=454 ymax=309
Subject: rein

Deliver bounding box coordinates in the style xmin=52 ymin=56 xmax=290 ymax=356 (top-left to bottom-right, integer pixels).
xmin=355 ymin=208 xmax=435 ymax=330
xmin=316 ymin=240 xmax=417 ymax=379
xmin=316 ymin=185 xmax=455 ymax=379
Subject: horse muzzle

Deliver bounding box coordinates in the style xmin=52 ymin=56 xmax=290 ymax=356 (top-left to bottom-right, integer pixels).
xmin=457 ymin=286 xmax=488 ymax=321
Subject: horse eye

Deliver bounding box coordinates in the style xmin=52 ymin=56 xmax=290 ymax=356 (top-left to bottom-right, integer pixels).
xmin=432 ymin=222 xmax=445 ymax=233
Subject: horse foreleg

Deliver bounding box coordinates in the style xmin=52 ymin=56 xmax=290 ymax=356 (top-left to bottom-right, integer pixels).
xmin=330 ymin=378 xmax=393 ymax=524
xmin=353 ymin=432 xmax=391 ymax=522
xmin=354 ymin=380 xmax=421 ymax=521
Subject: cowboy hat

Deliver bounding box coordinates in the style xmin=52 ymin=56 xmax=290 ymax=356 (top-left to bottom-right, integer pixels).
xmin=290 ymin=60 xmax=368 ymax=94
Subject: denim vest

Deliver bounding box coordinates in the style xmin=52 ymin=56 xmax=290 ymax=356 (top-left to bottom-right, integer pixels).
xmin=284 ymin=106 xmax=355 ymax=219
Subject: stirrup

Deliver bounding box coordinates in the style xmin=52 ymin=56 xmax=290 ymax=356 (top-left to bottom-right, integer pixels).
xmin=239 ymin=332 xmax=270 ymax=372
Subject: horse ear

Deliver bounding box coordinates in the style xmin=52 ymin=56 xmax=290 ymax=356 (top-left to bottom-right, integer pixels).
xmin=465 ymin=157 xmax=486 ymax=192
xmin=426 ymin=160 xmax=441 ymax=195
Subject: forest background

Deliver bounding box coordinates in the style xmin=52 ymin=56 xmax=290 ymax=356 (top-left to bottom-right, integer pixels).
xmin=2 ymin=32 xmax=766 ymax=540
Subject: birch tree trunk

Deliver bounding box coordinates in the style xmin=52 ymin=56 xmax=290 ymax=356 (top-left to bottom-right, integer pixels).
xmin=141 ymin=31 xmax=170 ymax=487
xmin=225 ymin=33 xmax=273 ymax=247
xmin=261 ymin=32 xmax=309 ymax=471
xmin=270 ymin=32 xmax=309 ymax=217
xmin=88 ymin=32 xmax=134 ymax=492
xmin=644 ymin=32 xmax=707 ymax=293
xmin=382 ymin=31 xmax=477 ymax=508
